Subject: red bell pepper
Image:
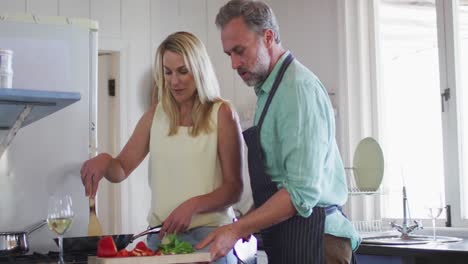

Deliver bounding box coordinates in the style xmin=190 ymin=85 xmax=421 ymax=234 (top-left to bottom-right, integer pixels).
xmin=97 ymin=236 xmax=118 ymax=257
xmin=129 ymin=241 xmax=153 ymax=256
xmin=135 ymin=241 xmax=150 ymax=252
xmin=116 ymin=249 xmax=129 ymax=257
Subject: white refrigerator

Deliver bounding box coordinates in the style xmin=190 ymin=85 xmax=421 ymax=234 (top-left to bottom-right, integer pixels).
xmin=0 ymin=14 xmax=98 ymax=253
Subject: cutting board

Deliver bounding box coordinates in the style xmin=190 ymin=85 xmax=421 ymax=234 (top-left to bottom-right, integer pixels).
xmin=93 ymin=252 xmax=211 ymax=264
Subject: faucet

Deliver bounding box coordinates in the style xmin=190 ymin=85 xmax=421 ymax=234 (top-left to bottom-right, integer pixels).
xmin=390 ymin=186 xmax=423 ymax=238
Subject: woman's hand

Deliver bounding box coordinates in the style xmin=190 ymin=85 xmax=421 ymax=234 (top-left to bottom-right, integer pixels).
xmin=80 ymin=153 xmax=112 ymax=198
xmin=159 ymin=198 xmax=197 ymax=239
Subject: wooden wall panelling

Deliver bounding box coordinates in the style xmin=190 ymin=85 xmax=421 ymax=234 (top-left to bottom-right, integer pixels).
xmin=269 ymin=0 xmax=339 ymax=94
xmin=0 ymin=0 xmax=26 ymax=13
xmin=90 ymin=0 xmax=121 ymax=38
xmin=120 ymin=0 xmax=152 ymax=110
xmin=150 ymin=0 xmax=208 ymax=76
xmin=150 ymin=0 xmax=179 ymax=57
xmin=177 ymin=0 xmax=207 ymax=44
xmin=117 ymin=0 xmax=153 ymax=234
xmin=59 ymin=0 xmax=90 ymax=18
xmin=206 ymin=0 xmax=236 ymax=104
xmin=26 ymin=0 xmax=58 ymax=15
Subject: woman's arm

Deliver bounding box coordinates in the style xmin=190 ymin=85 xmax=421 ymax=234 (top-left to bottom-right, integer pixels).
xmin=111 ymin=104 xmax=156 ymax=179
xmin=81 ymin=104 xmax=157 ymax=197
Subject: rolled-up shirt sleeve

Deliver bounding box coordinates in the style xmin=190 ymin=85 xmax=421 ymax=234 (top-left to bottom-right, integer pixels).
xmin=276 ymin=79 xmax=331 ymax=217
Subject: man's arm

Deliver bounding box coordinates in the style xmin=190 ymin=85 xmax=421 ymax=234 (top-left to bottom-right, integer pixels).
xmin=232 ymin=188 xmax=295 ymax=237
xmin=195 ymin=188 xmax=296 ymax=260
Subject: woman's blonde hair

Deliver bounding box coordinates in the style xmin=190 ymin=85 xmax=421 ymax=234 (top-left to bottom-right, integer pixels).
xmin=153 ymin=31 xmax=222 ymax=136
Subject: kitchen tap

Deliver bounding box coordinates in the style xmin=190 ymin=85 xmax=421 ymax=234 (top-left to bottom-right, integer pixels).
xmin=390 ymin=186 xmax=423 ymax=238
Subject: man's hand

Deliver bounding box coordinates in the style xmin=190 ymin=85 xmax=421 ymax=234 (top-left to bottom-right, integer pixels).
xmin=195 ymin=224 xmax=240 ymax=261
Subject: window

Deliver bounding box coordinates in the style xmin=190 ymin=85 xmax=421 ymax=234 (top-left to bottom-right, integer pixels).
xmin=375 ymin=0 xmax=468 ymax=226
xmin=459 ymin=1 xmax=468 ymax=219
xmin=377 ymin=0 xmax=445 ymax=220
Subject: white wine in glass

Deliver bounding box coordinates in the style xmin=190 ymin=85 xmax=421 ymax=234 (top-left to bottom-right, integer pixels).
xmin=48 ymin=217 xmax=73 ymax=235
xmin=47 ymin=194 xmax=74 ymax=264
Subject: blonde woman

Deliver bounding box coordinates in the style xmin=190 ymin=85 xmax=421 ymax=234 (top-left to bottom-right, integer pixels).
xmin=81 ymin=31 xmax=243 ymax=263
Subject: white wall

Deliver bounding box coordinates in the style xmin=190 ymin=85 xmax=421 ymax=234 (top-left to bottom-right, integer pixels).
xmin=0 ymin=0 xmax=344 ymax=235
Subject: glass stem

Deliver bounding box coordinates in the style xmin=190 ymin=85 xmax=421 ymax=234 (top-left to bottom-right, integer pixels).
xmin=59 ymin=234 xmax=64 ymax=264
xmin=432 ymin=218 xmax=436 ymax=241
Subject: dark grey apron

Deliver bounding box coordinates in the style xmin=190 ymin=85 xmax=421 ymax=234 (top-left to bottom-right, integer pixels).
xmin=243 ymin=53 xmax=326 ymax=263
xmin=243 ymin=54 xmax=358 ymax=264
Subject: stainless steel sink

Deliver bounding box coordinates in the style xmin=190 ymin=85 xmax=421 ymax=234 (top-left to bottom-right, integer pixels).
xmin=362 ymin=234 xmax=463 ymax=245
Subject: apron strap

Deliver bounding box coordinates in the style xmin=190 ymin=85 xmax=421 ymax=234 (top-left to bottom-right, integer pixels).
xmin=255 ymin=53 xmax=294 ymax=160
xmin=256 ymin=53 xmax=294 ymax=131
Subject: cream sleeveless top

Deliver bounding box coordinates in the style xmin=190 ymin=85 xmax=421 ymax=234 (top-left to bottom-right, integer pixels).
xmin=147 ymin=102 xmax=235 ymax=229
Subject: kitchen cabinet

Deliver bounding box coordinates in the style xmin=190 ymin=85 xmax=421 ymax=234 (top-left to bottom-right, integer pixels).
xmin=0 ymin=88 xmax=80 ymax=158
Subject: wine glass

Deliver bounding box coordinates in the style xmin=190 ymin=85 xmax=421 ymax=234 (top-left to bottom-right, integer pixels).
xmin=47 ymin=194 xmax=74 ymax=264
xmin=424 ymin=192 xmax=444 ymax=243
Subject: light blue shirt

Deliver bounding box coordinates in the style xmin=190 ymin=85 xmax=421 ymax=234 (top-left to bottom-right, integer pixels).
xmin=253 ymin=51 xmax=361 ymax=250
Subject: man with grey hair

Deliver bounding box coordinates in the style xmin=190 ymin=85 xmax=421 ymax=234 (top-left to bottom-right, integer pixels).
xmin=197 ymin=0 xmax=360 ymax=263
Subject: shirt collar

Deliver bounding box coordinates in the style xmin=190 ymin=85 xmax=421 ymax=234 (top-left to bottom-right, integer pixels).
xmin=254 ymin=51 xmax=291 ymax=95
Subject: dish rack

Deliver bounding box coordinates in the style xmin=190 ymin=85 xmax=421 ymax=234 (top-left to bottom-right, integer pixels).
xmin=352 ymin=219 xmax=385 ymax=233
xmin=345 ymin=167 xmax=381 ymax=195
xmin=345 ymin=167 xmax=386 ymax=235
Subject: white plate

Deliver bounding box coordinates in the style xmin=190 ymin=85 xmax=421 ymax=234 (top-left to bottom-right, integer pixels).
xmin=353 ymin=137 xmax=384 ymax=192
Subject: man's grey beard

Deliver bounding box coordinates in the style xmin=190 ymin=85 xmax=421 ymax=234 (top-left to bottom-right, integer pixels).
xmin=243 ymin=45 xmax=270 ymax=87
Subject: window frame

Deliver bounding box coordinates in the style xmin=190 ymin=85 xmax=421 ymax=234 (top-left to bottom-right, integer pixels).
xmin=436 ymin=0 xmax=467 ymax=227
xmin=338 ymin=0 xmax=468 ymax=228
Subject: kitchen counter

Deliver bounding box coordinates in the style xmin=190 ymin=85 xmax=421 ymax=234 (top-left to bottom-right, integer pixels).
xmin=0 ymin=255 xmax=217 ymax=264
xmin=357 ymin=239 xmax=468 ymax=264
xmin=0 ymin=252 xmax=91 ymax=263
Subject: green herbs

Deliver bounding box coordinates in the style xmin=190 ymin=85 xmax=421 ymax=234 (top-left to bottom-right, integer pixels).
xmin=158 ymin=234 xmax=195 ymax=255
